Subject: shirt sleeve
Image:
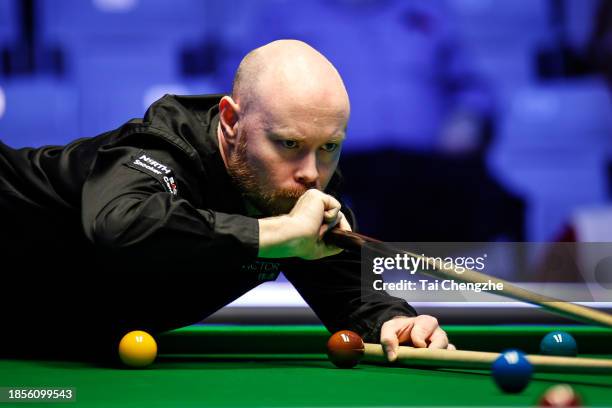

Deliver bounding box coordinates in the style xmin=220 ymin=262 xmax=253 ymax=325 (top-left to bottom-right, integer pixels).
xmin=81 ymin=141 xmax=259 ymax=266
xmin=282 ymin=207 xmax=417 ymax=343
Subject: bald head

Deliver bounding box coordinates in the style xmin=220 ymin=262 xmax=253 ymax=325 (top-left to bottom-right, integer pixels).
xmin=217 ymin=41 xmax=349 ymax=215
xmin=232 ymin=40 xmax=350 ymax=119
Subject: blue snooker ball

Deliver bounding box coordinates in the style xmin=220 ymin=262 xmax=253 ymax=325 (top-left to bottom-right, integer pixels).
xmin=491 ymin=349 xmax=533 ymax=393
xmin=540 ymin=331 xmax=577 ymax=357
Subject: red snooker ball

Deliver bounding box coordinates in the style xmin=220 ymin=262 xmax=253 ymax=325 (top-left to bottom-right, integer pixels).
xmin=326 ymin=330 xmax=365 ymax=368
xmin=538 ymin=384 xmax=582 ymax=407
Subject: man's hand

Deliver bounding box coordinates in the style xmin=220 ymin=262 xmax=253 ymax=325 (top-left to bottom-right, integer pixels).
xmin=258 ymin=189 xmax=352 ymax=259
xmin=380 ymin=315 xmax=456 ymax=362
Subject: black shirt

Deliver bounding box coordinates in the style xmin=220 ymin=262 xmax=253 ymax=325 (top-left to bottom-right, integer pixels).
xmin=0 ymin=94 xmax=416 ymax=345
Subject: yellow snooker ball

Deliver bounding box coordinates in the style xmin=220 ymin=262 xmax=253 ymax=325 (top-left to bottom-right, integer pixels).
xmin=118 ymin=330 xmax=157 ymax=368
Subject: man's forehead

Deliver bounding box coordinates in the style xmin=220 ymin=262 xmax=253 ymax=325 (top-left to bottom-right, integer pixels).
xmin=234 ymin=40 xmax=350 ymax=126
xmin=255 ymin=93 xmax=348 ymax=121
xmin=254 ymin=83 xmax=348 ymax=111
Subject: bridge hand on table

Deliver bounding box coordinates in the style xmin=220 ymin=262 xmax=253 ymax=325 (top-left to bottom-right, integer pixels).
xmin=380 ymin=315 xmax=456 ymax=362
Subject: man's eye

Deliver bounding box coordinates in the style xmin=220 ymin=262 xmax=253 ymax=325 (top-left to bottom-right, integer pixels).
xmin=281 ymin=140 xmax=299 ymax=149
xmin=321 ymin=143 xmax=338 ymax=152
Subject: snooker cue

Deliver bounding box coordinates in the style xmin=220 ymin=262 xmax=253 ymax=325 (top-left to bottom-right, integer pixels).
xmin=324 ymin=229 xmax=612 ymax=328
xmin=362 ymin=343 xmax=612 ymax=374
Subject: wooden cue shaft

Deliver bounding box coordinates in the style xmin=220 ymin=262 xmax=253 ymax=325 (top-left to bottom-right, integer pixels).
xmin=363 ymin=343 xmax=612 ymax=374
xmin=325 ymin=229 xmax=612 ymax=328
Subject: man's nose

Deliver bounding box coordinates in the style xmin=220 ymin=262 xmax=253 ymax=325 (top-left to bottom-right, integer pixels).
xmin=295 ymin=153 xmax=319 ymax=186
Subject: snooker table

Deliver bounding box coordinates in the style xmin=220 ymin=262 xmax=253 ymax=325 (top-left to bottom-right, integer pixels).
xmin=1 ymin=325 xmax=611 ymax=407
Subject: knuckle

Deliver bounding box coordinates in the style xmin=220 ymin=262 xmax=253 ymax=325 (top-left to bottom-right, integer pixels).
xmin=419 ymin=315 xmax=438 ymax=326
xmin=305 ymin=189 xmax=319 ymax=198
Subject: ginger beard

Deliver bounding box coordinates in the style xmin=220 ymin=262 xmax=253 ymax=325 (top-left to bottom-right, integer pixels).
xmin=226 ymin=134 xmax=309 ymax=216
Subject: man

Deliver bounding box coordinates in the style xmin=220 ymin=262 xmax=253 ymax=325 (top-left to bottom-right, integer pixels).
xmin=0 ymin=40 xmax=453 ymax=360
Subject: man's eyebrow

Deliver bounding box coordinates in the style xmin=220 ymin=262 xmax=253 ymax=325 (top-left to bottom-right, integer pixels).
xmin=267 ymin=131 xmax=308 ymax=142
xmin=330 ymin=132 xmax=346 ymax=142
xmin=267 ymin=130 xmax=346 ymax=142
xmin=332 ymin=126 xmax=348 ymax=141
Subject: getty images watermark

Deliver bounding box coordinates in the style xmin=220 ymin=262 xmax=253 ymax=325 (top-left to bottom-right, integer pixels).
xmin=361 ymin=242 xmax=612 ymax=303
xmin=371 ymin=251 xmax=503 ymax=292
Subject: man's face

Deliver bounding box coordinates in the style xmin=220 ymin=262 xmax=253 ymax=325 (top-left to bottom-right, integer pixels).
xmin=227 ymin=97 xmax=348 ymax=216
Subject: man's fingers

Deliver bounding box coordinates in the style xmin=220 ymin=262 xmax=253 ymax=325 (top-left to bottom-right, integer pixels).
xmin=427 ymin=327 xmax=449 ymax=349
xmin=380 ymin=336 xmax=399 ymax=362
xmin=307 ymin=188 xmax=341 ymax=210
xmin=322 ymin=193 xmax=342 ymax=212
xmin=337 ymin=211 xmax=352 ymax=231
xmin=301 ymin=189 xmax=342 ymax=228
xmin=323 ymin=212 xmax=350 ymax=236
xmin=288 ymin=189 xmax=350 ymax=260
xmin=379 ymin=315 xmax=454 ymax=354
xmin=380 ymin=321 xmax=402 ymax=362
xmin=319 ymin=216 xmax=341 ymax=238
xmin=294 ymin=189 xmax=340 ymax=216
xmin=323 ymin=207 xmax=340 ymax=225
xmin=409 ymin=315 xmax=439 ymax=348
xmin=380 ymin=318 xmax=414 ymax=362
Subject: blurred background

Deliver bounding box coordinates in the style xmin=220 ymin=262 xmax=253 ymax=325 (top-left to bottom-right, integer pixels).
xmin=1 ymin=0 xmax=611 ymax=322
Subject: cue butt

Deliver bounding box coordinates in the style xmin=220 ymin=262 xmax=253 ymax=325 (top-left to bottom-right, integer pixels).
xmin=362 ymin=343 xmax=612 ymax=374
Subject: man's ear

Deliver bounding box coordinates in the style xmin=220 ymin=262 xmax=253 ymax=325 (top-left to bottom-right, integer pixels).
xmin=219 ymin=96 xmax=240 ymax=147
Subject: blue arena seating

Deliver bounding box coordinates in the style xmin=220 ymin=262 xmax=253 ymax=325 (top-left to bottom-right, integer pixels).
xmin=0 ymin=78 xmax=79 ymax=148
xmin=490 ymin=78 xmax=612 ymax=240
xmin=0 ymin=0 xmax=18 ymax=46
xmin=38 ymin=0 xmax=207 ymax=43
